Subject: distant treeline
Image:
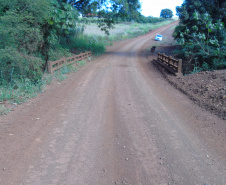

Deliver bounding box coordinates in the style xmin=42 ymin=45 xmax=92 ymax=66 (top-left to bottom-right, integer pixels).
xmin=78 ymin=16 xmax=166 ymax=24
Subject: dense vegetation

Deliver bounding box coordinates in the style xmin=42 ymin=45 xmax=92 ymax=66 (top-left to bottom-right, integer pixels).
xmin=174 ymin=0 xmax=226 ymax=73
xmin=0 ymin=0 xmax=174 ymax=112
xmin=160 ymin=9 xmax=173 ymax=19
xmin=0 ymin=0 xmax=170 ymax=84
xmin=79 ymin=15 xmax=166 ymax=24
xmin=0 ymin=0 xmax=78 ymax=83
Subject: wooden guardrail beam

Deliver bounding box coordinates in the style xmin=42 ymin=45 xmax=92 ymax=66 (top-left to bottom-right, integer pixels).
xmin=47 ymin=51 xmax=92 ymax=73
xmin=156 ymin=52 xmax=182 ymax=76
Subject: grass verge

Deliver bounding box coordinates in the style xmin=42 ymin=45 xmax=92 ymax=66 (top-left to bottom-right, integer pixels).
xmin=74 ymin=20 xmax=176 ymax=55
xmin=0 ymin=59 xmax=89 ymax=115
xmin=0 ymin=105 xmax=10 ymax=115
xmin=0 ymin=20 xmax=176 ymax=115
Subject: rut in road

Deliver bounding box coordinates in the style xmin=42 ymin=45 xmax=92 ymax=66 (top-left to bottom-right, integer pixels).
xmin=0 ymin=22 xmax=225 ymax=185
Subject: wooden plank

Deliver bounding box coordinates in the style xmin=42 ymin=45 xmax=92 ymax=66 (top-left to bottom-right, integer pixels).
xmin=47 ymin=51 xmax=92 ymax=73
xmin=154 ymin=60 xmax=177 ymax=75
xmin=178 ymin=59 xmax=182 ymax=74
xmin=155 ymin=52 xmax=182 ymax=76
xmin=47 ymin=61 xmax=53 ymax=73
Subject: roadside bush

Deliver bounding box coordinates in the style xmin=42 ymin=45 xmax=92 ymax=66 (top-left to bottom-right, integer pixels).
xmin=0 ymin=0 xmax=48 ymax=82
xmin=174 ymin=0 xmax=226 ymax=73
xmin=0 ymin=48 xmax=43 ymax=83
xmin=71 ymin=35 xmax=106 ymax=55
xmin=48 ymin=47 xmax=72 ymax=62
xmin=0 ymin=0 xmax=176 ymax=107
xmin=0 ymin=77 xmax=44 ymax=104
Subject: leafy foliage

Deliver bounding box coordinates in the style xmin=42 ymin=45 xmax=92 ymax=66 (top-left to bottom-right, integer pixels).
xmin=174 ymin=0 xmax=226 ymax=73
xmin=0 ymin=0 xmax=176 ymax=107
xmin=0 ymin=0 xmax=49 ymax=81
xmin=0 ymin=0 xmax=168 ymax=86
xmin=160 ymin=9 xmax=173 ymax=19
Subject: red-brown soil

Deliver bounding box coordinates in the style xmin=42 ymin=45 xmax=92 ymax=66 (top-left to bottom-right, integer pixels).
xmin=151 ymin=45 xmax=226 ymax=120
xmin=0 ymin=22 xmax=225 ymax=185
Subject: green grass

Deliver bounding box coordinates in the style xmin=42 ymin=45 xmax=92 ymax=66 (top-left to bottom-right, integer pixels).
xmin=74 ymin=20 xmax=176 ymax=53
xmin=71 ymin=35 xmax=106 ymax=55
xmin=83 ymin=20 xmax=176 ymax=40
xmin=54 ymin=71 xmax=68 ymax=81
xmin=62 ymin=20 xmax=176 ymax=57
xmin=42 ymin=74 xmax=53 ymax=85
xmin=0 ymin=19 xmax=176 ymax=115
xmin=67 ymin=64 xmax=78 ymax=73
xmin=0 ymin=105 xmax=10 ymax=115
xmin=170 ymin=25 xmax=176 ymax=30
xmin=76 ymin=60 xmax=86 ymax=66
xmin=0 ymin=79 xmax=43 ymax=105
xmin=0 ymin=65 xmax=76 ymax=110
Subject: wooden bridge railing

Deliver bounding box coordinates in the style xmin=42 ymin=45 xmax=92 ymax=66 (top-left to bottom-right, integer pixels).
xmin=47 ymin=51 xmax=92 ymax=73
xmin=156 ymin=52 xmax=182 ymax=75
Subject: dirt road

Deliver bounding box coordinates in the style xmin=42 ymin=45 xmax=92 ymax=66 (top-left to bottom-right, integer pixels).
xmin=0 ymin=22 xmax=225 ymax=185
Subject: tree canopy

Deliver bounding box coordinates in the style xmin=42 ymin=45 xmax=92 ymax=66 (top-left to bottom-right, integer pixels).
xmin=174 ymin=0 xmax=226 ymax=73
xmin=0 ymin=0 xmax=143 ymax=81
xmin=160 ymin=8 xmax=173 ymax=19
xmin=0 ymin=0 xmax=167 ymax=83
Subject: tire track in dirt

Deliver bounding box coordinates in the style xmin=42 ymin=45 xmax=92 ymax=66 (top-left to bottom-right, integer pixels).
xmin=0 ymin=21 xmax=225 ymax=185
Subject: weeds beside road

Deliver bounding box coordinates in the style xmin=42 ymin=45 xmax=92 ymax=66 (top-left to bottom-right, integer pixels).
xmin=0 ymin=60 xmax=88 ymax=115
xmin=83 ymin=20 xmax=175 ymax=39
xmin=0 ymin=20 xmax=176 ymax=115
xmin=0 ymin=22 xmax=225 ymax=185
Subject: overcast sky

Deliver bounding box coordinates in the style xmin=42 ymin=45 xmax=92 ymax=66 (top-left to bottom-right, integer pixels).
xmin=140 ymin=0 xmax=184 ymax=17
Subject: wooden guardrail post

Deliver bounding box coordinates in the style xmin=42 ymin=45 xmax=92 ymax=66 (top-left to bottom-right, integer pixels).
xmin=178 ymin=59 xmax=182 ymax=74
xmin=47 ymin=61 xmax=53 ymax=73
xmin=168 ymin=56 xmax=172 ymax=67
xmin=63 ymin=57 xmax=66 ymax=66
xmin=158 ymin=52 xmax=162 ymax=62
xmin=163 ymin=53 xmax=167 ymax=65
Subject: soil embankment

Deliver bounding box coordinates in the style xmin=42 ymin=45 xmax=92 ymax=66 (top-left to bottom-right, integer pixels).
xmin=150 ymin=45 xmax=226 ymax=120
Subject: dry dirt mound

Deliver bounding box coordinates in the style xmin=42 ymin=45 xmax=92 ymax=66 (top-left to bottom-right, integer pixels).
xmin=166 ymin=70 xmax=226 ymax=120
xmin=152 ymin=46 xmax=226 ymax=120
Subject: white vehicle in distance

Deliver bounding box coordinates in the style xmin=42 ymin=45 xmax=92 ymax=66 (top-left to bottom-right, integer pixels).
xmin=155 ymin=34 xmax=163 ymax=41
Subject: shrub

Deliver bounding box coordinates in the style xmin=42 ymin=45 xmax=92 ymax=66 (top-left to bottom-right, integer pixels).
xmin=0 ymin=48 xmax=43 ymax=83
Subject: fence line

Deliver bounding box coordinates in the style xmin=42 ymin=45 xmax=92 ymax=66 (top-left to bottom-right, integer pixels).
xmin=155 ymin=52 xmax=182 ymax=75
xmin=47 ymin=51 xmax=92 ymax=73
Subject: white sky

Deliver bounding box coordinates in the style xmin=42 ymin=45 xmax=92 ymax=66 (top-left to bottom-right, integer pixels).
xmin=140 ymin=0 xmax=184 ymax=17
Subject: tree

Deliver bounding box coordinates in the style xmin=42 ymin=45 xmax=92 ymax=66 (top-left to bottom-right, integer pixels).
xmin=0 ymin=0 xmax=50 ymax=81
xmin=0 ymin=0 xmax=144 ymax=83
xmin=160 ymin=8 xmax=173 ymax=18
xmin=173 ymin=0 xmax=226 ymax=73
xmin=176 ymin=0 xmax=226 ymax=29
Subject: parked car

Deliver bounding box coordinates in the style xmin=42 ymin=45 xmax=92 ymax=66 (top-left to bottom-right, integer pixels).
xmin=155 ymin=34 xmax=163 ymax=41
